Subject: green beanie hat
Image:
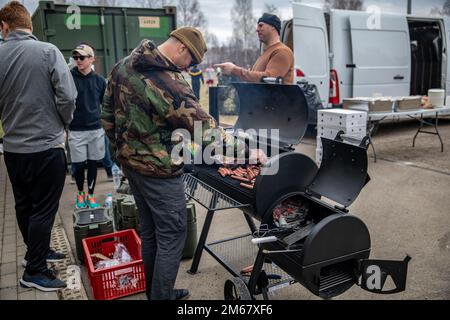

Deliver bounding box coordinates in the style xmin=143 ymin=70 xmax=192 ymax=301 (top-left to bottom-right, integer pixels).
xmin=170 ymin=27 xmax=207 ymax=65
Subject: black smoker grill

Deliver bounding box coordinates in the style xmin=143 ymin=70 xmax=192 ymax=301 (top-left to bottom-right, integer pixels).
xmin=183 ymin=83 xmax=411 ymax=300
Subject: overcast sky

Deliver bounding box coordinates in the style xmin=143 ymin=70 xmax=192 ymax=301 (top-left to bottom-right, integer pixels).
xmin=1 ymin=0 xmax=448 ymax=43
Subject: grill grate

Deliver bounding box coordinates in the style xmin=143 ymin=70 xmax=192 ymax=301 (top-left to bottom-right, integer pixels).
xmin=183 ymin=174 xmax=250 ymax=211
xmin=319 ymin=265 xmax=355 ymax=296
xmin=206 ymin=234 xmax=293 ymax=290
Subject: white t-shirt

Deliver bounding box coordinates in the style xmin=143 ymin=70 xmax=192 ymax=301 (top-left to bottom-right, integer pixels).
xmin=205 ymin=67 xmax=215 ymax=81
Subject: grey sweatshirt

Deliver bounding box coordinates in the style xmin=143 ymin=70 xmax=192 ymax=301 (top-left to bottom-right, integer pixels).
xmin=0 ymin=31 xmax=77 ymax=153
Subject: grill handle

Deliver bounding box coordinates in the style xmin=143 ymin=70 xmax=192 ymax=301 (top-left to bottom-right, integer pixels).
xmin=262 ymin=249 xmax=302 ymax=254
xmin=260 ymin=76 xmax=283 ymax=84
xmin=251 ymin=236 xmax=277 ymax=245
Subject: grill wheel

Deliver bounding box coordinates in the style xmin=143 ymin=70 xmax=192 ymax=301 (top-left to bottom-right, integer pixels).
xmin=224 ymin=277 xmax=252 ymax=300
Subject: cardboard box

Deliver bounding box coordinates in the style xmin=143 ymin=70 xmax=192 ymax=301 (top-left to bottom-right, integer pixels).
xmin=343 ymin=97 xmax=394 ymax=113
xmin=396 ymin=96 xmax=422 ymax=111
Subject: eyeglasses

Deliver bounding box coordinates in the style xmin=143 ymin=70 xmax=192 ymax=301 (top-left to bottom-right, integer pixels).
xmin=72 ymin=55 xmax=87 ymax=61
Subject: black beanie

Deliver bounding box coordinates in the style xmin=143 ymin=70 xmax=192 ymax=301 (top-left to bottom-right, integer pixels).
xmin=258 ymin=13 xmax=281 ymax=34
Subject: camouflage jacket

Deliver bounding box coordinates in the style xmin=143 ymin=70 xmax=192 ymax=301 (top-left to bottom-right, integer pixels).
xmin=102 ymin=40 xmax=240 ymax=178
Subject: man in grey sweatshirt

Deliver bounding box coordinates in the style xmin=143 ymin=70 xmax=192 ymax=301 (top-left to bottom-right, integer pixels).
xmin=0 ymin=1 xmax=77 ymax=292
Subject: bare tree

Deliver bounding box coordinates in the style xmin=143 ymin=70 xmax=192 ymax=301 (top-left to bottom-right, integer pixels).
xmin=66 ymin=0 xmax=120 ymax=6
xmin=430 ymin=6 xmax=443 ymax=17
xmin=324 ymin=0 xmax=363 ymax=11
xmin=68 ymin=0 xmax=175 ymax=8
xmin=136 ymin=0 xmax=175 ymax=8
xmin=140 ymin=0 xmax=165 ymax=7
xmin=177 ymin=0 xmax=207 ymax=31
xmin=94 ymin=0 xmax=118 ymax=6
xmin=444 ymin=0 xmax=450 ymax=16
xmin=204 ymin=31 xmax=219 ymax=48
xmin=231 ymin=0 xmax=258 ymax=67
xmin=264 ymin=3 xmax=281 ymax=19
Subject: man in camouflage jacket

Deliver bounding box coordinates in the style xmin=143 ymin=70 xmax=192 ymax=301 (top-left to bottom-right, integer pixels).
xmin=102 ymin=47 xmax=218 ymax=177
xmin=101 ymin=27 xmax=248 ymax=300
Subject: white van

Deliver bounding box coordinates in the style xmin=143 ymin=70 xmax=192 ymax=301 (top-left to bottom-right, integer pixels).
xmin=281 ymin=2 xmax=450 ymax=108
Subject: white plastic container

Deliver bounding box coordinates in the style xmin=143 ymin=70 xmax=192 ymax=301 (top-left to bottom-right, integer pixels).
xmin=428 ymin=89 xmax=445 ymax=108
xmin=112 ymin=164 xmax=122 ymax=190
xmin=316 ymin=148 xmax=323 ymax=166
xmin=317 ymin=137 xmax=323 ymax=151
xmin=317 ymin=134 xmax=362 ymax=153
xmin=317 ymin=125 xmax=366 ymax=140
xmin=318 ymin=109 xmax=367 ymax=128
xmin=105 ymin=193 xmax=113 ymax=209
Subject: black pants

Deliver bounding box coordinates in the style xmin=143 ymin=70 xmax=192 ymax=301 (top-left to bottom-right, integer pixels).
xmin=4 ymin=148 xmax=66 ymax=274
xmin=72 ymin=160 xmax=97 ymax=194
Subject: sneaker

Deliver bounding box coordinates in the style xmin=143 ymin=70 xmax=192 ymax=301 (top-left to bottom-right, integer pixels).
xmin=174 ymin=289 xmax=190 ymax=300
xmin=46 ymin=249 xmax=66 ymax=263
xmin=76 ymin=191 xmax=87 ymax=209
xmin=20 ymin=269 xmax=66 ymax=292
xmin=106 ymin=174 xmax=114 ymax=182
xmin=22 ymin=249 xmax=66 ymax=267
xmin=86 ymin=194 xmax=101 ymax=209
xmin=70 ymin=176 xmax=76 ymax=184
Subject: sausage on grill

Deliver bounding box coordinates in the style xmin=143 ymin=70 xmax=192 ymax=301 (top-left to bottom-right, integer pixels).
xmin=232 ymin=175 xmax=251 ymax=183
xmin=240 ymin=183 xmax=255 ymax=190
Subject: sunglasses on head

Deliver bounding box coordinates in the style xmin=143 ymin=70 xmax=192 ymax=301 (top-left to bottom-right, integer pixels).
xmin=72 ymin=55 xmax=87 ymax=61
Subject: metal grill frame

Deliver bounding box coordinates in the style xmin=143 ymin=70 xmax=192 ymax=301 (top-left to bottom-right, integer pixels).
xmin=205 ymin=234 xmax=295 ymax=294
xmin=183 ymin=173 xmax=297 ymax=299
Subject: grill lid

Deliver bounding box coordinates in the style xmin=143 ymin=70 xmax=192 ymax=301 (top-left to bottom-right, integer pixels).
xmin=232 ymin=82 xmax=309 ymax=146
xmin=307 ymin=137 xmax=370 ymax=208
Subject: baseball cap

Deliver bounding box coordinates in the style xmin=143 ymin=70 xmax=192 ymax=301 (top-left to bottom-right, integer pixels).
xmin=72 ymin=44 xmax=95 ymax=57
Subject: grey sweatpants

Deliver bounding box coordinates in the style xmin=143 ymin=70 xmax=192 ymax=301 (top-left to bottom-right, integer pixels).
xmin=123 ymin=168 xmax=187 ymax=300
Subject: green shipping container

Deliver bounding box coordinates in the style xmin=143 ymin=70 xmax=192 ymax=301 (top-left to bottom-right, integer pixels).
xmin=32 ymin=1 xmax=177 ymax=77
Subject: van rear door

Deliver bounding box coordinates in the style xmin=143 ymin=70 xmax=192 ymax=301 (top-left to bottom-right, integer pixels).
xmin=443 ymin=17 xmax=450 ymax=96
xmin=349 ymin=13 xmax=411 ymax=97
xmin=292 ymin=3 xmax=330 ymax=105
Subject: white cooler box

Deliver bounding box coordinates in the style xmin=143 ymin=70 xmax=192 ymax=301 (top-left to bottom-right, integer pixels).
xmin=316 ymin=148 xmax=323 ymax=166
xmin=317 ymin=126 xmax=366 ymax=141
xmin=318 ymin=109 xmax=367 ymax=128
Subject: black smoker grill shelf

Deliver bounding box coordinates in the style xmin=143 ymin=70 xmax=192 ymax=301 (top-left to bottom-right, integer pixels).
xmin=206 ymin=234 xmax=294 ymax=293
xmin=194 ymin=165 xmax=255 ymax=207
xmin=182 ymin=174 xmax=250 ymax=211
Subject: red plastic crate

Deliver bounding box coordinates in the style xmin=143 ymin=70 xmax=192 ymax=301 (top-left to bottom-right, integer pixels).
xmin=82 ymin=229 xmax=146 ymax=300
